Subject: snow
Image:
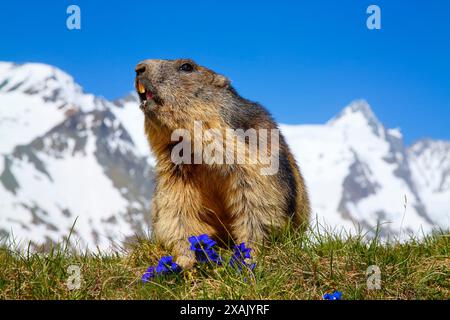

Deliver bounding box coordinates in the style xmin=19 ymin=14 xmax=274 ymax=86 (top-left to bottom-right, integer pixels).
xmin=387 ymin=128 xmax=402 ymax=139
xmin=0 ymin=92 xmax=66 ymax=153
xmin=281 ymin=124 xmax=354 ymax=230
xmin=112 ymin=97 xmax=157 ymax=165
xmin=408 ymin=140 xmax=450 ymax=228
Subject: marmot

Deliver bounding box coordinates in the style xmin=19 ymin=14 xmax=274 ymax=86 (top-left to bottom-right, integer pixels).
xmin=135 ymin=58 xmax=310 ymax=268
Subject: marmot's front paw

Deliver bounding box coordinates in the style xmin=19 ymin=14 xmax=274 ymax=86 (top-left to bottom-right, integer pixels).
xmin=176 ymin=255 xmax=196 ymax=270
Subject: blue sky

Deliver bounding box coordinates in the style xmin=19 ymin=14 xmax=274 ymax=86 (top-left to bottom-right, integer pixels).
xmin=1 ymin=0 xmax=449 ymax=144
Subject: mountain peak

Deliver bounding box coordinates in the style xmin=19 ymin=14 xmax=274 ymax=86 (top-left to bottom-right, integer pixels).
xmin=0 ymin=61 xmax=85 ymax=103
xmin=409 ymin=138 xmax=450 ymax=156
xmin=328 ymin=100 xmax=384 ymax=137
xmin=0 ymin=61 xmax=111 ymax=114
xmin=0 ymin=62 xmax=77 ymax=87
xmin=330 ymin=99 xmax=379 ymax=123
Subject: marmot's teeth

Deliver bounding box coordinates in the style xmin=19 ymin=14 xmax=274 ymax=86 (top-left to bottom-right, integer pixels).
xmin=138 ymin=82 xmax=146 ymax=94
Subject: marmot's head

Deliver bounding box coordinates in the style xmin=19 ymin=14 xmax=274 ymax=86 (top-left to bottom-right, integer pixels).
xmin=135 ymin=58 xmax=230 ymax=129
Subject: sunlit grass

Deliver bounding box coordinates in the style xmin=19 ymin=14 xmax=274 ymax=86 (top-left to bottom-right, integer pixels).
xmin=0 ymin=226 xmax=448 ymax=300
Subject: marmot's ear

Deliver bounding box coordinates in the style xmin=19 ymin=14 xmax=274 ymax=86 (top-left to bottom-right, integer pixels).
xmin=212 ymin=74 xmax=230 ymax=88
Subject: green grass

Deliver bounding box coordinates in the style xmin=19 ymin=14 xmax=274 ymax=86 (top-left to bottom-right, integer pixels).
xmin=0 ymin=227 xmax=448 ymax=300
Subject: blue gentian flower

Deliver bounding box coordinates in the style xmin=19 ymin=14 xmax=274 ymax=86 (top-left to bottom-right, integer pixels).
xmin=141 ymin=266 xmax=156 ymax=283
xmin=229 ymin=243 xmax=256 ymax=271
xmin=189 ymin=234 xmax=217 ymax=251
xmin=141 ymin=256 xmax=181 ymax=283
xmin=233 ymin=243 xmax=252 ymax=259
xmin=323 ymin=291 xmax=342 ymax=300
xmin=142 ymin=237 xmax=258 ymax=283
xmin=188 ymin=234 xmax=223 ymax=265
xmin=156 ymin=255 xmax=182 ymax=274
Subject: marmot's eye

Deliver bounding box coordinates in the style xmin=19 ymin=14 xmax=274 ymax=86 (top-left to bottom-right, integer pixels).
xmin=179 ymin=63 xmax=194 ymax=72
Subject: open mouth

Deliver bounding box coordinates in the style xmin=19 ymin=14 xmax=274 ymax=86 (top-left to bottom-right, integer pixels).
xmin=136 ymin=80 xmax=162 ymax=110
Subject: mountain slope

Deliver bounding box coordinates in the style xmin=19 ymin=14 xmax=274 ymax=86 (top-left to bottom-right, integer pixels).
xmin=408 ymin=139 xmax=450 ymax=228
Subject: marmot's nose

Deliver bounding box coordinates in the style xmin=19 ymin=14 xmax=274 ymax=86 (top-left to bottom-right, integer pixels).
xmin=135 ymin=63 xmax=147 ymax=75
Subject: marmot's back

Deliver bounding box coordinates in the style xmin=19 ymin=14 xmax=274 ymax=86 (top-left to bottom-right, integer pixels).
xmin=221 ymin=91 xmax=310 ymax=227
xmin=229 ymin=92 xmax=310 ymax=226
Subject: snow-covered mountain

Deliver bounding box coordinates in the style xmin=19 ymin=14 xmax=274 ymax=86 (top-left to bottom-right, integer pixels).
xmin=0 ymin=62 xmax=154 ymax=250
xmin=0 ymin=62 xmax=448 ymax=250
xmin=408 ymin=139 xmax=450 ymax=228
xmin=281 ymin=100 xmax=437 ymax=238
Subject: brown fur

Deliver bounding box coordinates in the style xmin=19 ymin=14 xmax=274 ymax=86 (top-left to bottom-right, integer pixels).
xmin=135 ymin=58 xmax=310 ymax=268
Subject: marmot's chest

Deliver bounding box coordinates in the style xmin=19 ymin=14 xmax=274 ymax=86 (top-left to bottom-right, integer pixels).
xmin=189 ymin=165 xmax=235 ymax=244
